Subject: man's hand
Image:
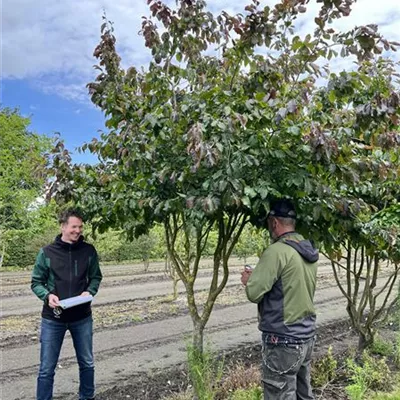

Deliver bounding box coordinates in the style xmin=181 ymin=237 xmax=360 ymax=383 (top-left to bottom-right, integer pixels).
xmin=241 ymin=269 xmax=252 ymax=286
xmin=48 ymin=294 xmax=60 ymax=309
xmin=80 ymin=291 xmax=91 ymax=296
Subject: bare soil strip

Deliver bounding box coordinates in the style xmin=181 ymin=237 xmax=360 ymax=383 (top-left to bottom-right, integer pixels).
xmin=0 ymin=257 xmax=262 ymax=287
xmin=0 ymin=277 xmax=338 ymax=349
xmin=1 ymin=283 xmax=356 ymax=400
xmin=0 ymin=263 xmax=334 ymax=317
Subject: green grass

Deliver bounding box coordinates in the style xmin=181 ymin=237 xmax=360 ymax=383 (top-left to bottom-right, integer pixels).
xmin=229 ymin=386 xmax=262 ymax=400
xmin=186 ymin=342 xmax=224 ymax=400
xmin=370 ymin=387 xmax=400 ymax=400
xmin=370 ymin=336 xmax=394 ymax=357
xmin=0 ymin=265 xmax=33 ymax=272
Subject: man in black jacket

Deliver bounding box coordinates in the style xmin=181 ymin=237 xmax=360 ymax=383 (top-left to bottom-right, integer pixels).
xmin=31 ymin=209 xmax=102 ymax=400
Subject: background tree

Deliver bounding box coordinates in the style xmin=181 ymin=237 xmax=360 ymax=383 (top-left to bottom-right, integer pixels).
xmin=49 ymin=0 xmax=399 ymax=355
xmin=121 ymin=233 xmax=157 ymax=271
xmin=0 ymin=108 xmax=51 ymax=267
xmin=234 ymin=225 xmax=267 ymax=263
xmin=298 ymin=58 xmax=400 ymax=350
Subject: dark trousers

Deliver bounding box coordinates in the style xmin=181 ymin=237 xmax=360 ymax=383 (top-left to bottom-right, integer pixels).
xmin=261 ymin=334 xmax=315 ymax=400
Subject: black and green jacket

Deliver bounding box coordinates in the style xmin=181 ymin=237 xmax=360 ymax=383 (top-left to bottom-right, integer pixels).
xmin=31 ymin=234 xmax=103 ymax=322
xmin=246 ymin=232 xmax=318 ymax=340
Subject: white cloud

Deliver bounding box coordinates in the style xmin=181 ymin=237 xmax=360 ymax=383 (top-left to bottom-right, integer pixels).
xmin=2 ymin=0 xmax=151 ymax=102
xmin=2 ymin=0 xmax=400 ymax=103
xmin=37 ymin=79 xmax=92 ymax=104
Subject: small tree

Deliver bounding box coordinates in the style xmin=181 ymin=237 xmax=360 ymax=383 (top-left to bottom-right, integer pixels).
xmin=49 ymin=0 xmax=398 ymax=355
xmin=87 ymin=229 xmax=124 ymax=262
xmin=164 ymin=250 xmax=181 ymax=301
xmin=234 ymin=225 xmax=266 ymax=263
xmin=127 ymin=233 xmax=157 ymax=271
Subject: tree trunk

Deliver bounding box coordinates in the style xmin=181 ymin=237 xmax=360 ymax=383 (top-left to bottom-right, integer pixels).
xmin=164 ymin=212 xmax=248 ymax=359
xmin=172 ymin=278 xmax=179 ymax=301
xmin=358 ymin=329 xmax=375 ymax=352
xmin=164 ymin=253 xmax=180 ymax=300
xmin=0 ymin=235 xmax=5 ymax=269
xmin=193 ymin=321 xmax=205 ymax=356
xmin=328 ymin=247 xmax=399 ymax=352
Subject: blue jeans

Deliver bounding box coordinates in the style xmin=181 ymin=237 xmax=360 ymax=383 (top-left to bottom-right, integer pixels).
xmin=37 ymin=316 xmax=94 ymax=400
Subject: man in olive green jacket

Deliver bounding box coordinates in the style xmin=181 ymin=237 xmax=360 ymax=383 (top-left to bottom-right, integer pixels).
xmin=241 ymin=199 xmax=318 ymax=400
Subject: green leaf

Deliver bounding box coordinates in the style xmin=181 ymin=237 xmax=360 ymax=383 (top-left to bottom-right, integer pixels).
xmin=224 ymin=106 xmax=231 ymax=115
xmin=328 ymin=91 xmax=336 ymax=103
xmin=244 ymin=186 xmax=257 ymax=198
xmin=241 ymin=196 xmax=251 ymax=207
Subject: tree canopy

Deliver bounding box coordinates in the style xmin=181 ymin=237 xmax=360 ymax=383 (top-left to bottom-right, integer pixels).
xmin=49 ymin=0 xmax=400 ymax=352
xmin=0 ymin=108 xmax=51 ymax=267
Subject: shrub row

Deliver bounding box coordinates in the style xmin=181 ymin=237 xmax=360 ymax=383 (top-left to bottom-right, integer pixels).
xmin=2 ymin=224 xmax=265 ymax=268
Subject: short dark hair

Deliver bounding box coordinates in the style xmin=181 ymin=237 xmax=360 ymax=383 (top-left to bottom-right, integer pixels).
xmin=58 ymin=208 xmax=84 ymax=224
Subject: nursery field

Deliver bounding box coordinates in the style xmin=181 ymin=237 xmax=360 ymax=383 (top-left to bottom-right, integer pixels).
xmin=1 ymin=256 xmax=398 ymax=400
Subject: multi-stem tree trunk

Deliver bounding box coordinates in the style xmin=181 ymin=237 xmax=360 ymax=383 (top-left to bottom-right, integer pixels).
xmin=326 ymin=242 xmax=400 ymax=351
xmin=165 ymin=211 xmax=248 ymax=355
xmin=164 ymin=253 xmax=180 ymax=301
xmin=143 ymin=257 xmax=150 ymax=272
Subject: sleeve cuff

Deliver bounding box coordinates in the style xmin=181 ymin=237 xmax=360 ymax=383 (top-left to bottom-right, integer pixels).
xmin=44 ymin=292 xmax=50 ymax=305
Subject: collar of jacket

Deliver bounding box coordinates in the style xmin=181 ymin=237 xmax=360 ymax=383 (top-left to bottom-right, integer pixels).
xmin=54 ymin=234 xmax=85 ymax=250
xmin=272 ymin=231 xmax=297 ymax=244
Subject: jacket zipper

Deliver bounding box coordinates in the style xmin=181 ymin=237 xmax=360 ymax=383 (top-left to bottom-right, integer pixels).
xmin=69 ymin=246 xmax=72 ymax=298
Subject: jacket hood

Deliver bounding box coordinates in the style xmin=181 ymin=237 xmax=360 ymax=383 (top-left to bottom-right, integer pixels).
xmin=279 ymin=233 xmax=319 ymax=263
xmin=54 ymin=234 xmax=84 ymax=249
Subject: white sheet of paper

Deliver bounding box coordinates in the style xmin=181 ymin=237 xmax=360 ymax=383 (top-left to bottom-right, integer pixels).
xmin=58 ymin=295 xmax=93 ymax=310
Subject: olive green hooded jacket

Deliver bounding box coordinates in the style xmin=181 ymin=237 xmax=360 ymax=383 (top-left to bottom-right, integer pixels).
xmin=246 ymin=232 xmax=318 ymax=339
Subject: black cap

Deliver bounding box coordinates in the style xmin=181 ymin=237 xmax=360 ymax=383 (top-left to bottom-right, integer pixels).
xmin=267 ymin=199 xmax=296 ymax=219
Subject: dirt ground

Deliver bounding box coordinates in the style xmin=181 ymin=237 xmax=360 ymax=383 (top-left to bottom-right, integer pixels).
xmin=95 ymin=318 xmax=400 ymax=400
xmin=1 ymin=258 xmax=397 ymax=400
xmin=95 ymin=319 xmax=354 ymax=400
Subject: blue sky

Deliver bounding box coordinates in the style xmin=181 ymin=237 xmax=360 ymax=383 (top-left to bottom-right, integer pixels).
xmin=2 ymin=0 xmax=400 ymax=163
xmin=2 ymin=80 xmax=104 ymax=163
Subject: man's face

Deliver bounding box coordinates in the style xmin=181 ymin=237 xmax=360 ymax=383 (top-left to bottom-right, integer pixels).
xmin=61 ymin=216 xmax=83 ymax=243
